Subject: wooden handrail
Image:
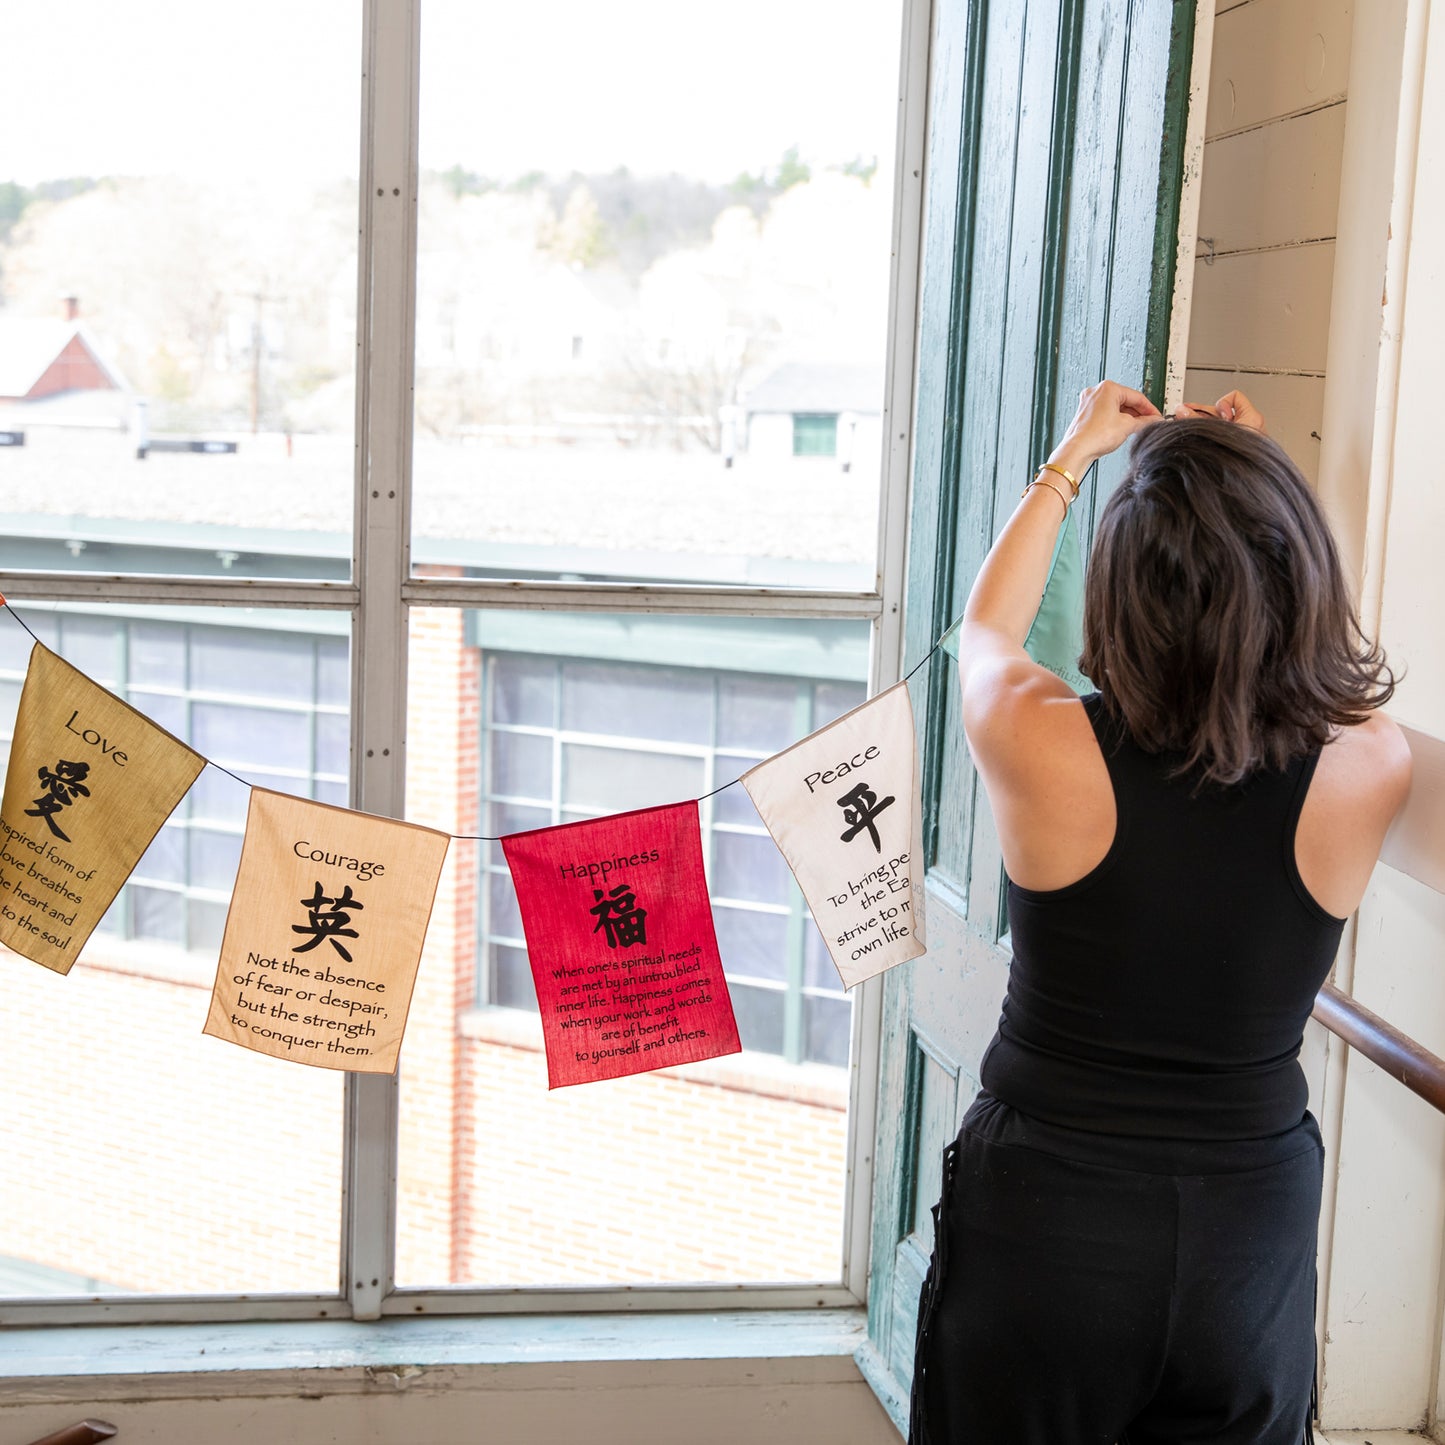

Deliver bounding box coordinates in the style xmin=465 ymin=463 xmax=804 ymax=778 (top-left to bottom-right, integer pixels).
xmin=1313 ymin=983 xmax=1445 ymax=1115
xmin=24 ymin=1424 xmax=117 ymax=1445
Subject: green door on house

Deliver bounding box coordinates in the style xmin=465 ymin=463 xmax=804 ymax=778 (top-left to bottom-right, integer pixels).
xmin=858 ymin=0 xmax=1198 ymax=1428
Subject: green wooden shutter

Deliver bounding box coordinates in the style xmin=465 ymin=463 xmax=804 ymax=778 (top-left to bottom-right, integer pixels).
xmin=856 ymin=0 xmax=1197 ymax=1429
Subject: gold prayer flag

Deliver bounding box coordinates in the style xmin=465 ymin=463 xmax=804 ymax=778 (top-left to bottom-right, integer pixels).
xmin=0 ymin=643 xmax=205 ymax=974
xmin=204 ymin=788 xmax=449 ymax=1073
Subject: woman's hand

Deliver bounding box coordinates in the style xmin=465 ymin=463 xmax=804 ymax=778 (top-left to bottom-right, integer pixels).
xmin=1049 ymin=380 xmax=1162 ymax=479
xmin=1173 ymin=388 xmax=1267 ymax=432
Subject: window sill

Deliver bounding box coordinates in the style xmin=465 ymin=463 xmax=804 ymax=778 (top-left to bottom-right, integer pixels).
xmin=0 ymin=1307 xmax=870 ymax=1405
xmin=460 ymin=1006 xmax=850 ymax=1109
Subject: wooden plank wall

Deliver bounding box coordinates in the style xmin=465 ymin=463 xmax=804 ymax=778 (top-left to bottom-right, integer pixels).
xmin=1184 ymin=0 xmax=1353 ymax=477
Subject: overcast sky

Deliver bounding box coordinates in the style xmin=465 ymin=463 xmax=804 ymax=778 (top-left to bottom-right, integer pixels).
xmin=2 ymin=0 xmax=903 ymax=186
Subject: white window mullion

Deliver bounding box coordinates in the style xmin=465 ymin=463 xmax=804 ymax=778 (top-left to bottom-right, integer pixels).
xmin=345 ymin=0 xmax=421 ymax=1324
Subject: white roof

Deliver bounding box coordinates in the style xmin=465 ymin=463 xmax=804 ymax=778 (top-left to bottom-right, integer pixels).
xmin=0 ymin=318 xmax=127 ymax=398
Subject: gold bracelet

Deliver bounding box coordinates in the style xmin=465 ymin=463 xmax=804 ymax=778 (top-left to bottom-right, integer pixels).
xmin=1022 ymin=476 xmax=1071 ymax=518
xmin=1035 ymin=460 xmax=1079 ymax=499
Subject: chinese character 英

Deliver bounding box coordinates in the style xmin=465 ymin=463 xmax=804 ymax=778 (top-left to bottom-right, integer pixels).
xmin=837 ymin=780 xmax=895 ymax=853
xmin=25 ymin=758 xmax=92 ymax=842
xmin=589 ymin=881 xmax=647 ymax=948
xmin=292 ymin=881 xmax=365 ymax=961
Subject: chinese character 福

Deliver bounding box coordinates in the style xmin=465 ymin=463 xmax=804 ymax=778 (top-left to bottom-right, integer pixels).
xmin=589 ymin=882 xmax=648 ymax=948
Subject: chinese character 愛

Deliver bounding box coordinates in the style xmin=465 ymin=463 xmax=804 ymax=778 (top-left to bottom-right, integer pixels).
xmin=25 ymin=758 xmax=92 ymax=842
xmin=589 ymin=881 xmax=648 ymax=948
xmin=292 ymin=881 xmax=365 ymax=961
xmin=837 ymin=780 xmax=895 ymax=853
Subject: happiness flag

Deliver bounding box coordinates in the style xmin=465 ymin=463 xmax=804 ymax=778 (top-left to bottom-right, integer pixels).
xmin=204 ymin=788 xmax=449 ymax=1073
xmin=502 ymin=801 xmax=740 ymax=1088
xmin=742 ymin=682 xmax=926 ymax=988
xmin=0 ymin=643 xmax=205 ymax=973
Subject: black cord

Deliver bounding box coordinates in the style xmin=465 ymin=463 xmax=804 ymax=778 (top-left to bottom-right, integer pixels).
xmin=0 ymin=598 xmax=958 ymax=845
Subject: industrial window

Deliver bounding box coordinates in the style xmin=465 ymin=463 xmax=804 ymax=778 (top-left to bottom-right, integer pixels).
xmin=792 ymin=413 xmax=840 ymax=457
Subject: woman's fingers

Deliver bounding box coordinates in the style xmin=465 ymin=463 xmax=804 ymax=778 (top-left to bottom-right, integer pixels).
xmin=1213 ymin=389 xmax=1267 ymax=431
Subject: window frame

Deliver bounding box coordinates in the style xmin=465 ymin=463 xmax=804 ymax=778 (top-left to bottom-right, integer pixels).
xmin=0 ymin=0 xmax=929 ymax=1326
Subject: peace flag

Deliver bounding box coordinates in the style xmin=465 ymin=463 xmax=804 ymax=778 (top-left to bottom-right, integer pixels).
xmin=203 ymin=788 xmax=449 ymax=1073
xmin=0 ymin=642 xmax=205 ymax=974
xmin=502 ymin=801 xmax=740 ymax=1088
xmin=742 ymin=681 xmax=926 ymax=988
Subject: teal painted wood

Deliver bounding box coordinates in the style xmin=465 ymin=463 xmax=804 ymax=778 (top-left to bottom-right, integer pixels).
xmin=864 ymin=1 xmax=1199 ymax=1431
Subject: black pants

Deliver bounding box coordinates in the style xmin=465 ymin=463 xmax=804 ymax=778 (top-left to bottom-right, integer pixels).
xmin=910 ymin=1094 xmax=1323 ymax=1445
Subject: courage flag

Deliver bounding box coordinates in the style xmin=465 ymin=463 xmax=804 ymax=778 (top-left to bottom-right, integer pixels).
xmin=203 ymin=788 xmax=449 ymax=1073
xmin=502 ymin=801 xmax=740 ymax=1088
xmin=742 ymin=682 xmax=926 ymax=988
xmin=0 ymin=643 xmax=205 ymax=974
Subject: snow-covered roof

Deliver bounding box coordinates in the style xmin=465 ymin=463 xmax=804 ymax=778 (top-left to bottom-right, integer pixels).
xmin=0 ymin=318 xmax=127 ymax=398
xmin=742 ymin=362 xmax=884 ymax=417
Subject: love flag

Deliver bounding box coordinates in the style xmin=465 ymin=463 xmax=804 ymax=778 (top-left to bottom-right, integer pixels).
xmin=203 ymin=788 xmax=449 ymax=1073
xmin=0 ymin=643 xmax=205 ymax=974
xmin=502 ymin=802 xmax=740 ymax=1088
xmin=742 ymin=682 xmax=925 ymax=988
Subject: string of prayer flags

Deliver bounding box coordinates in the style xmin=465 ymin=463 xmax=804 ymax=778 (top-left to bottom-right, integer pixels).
xmin=502 ymin=801 xmax=740 ymax=1088
xmin=203 ymin=788 xmax=449 ymax=1073
xmin=742 ymin=681 xmax=926 ymax=988
xmin=0 ymin=643 xmax=205 ymax=973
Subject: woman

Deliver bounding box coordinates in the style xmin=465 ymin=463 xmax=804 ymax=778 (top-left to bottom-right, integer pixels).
xmin=910 ymin=382 xmax=1411 ymax=1445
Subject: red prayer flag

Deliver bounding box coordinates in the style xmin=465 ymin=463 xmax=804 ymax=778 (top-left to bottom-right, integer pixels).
xmin=502 ymin=801 xmax=740 ymax=1088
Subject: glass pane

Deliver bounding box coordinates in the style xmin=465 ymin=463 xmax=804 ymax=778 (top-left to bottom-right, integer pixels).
xmin=192 ymin=631 xmax=318 ymax=703
xmin=411 ymin=0 xmax=902 ymax=593
xmin=717 ymin=676 xmax=800 ymax=753
xmin=315 ymin=711 xmax=349 ymax=778
xmin=0 ymin=602 xmax=347 ymax=1298
xmin=714 ymin=904 xmax=789 ymax=985
xmin=490 ymin=730 xmax=554 ymax=801
xmin=804 ymin=994 xmax=852 ymax=1068
xmin=58 ymin=615 xmax=121 ymax=686
xmin=712 ymin=758 xmax=765 ymax=825
xmin=729 ymin=981 xmax=786 ymax=1057
xmin=804 ymin=917 xmax=843 ymax=990
xmin=491 ymin=655 xmax=556 ymax=728
xmin=316 ymin=639 xmax=349 ymax=708
xmin=711 ymin=829 xmax=792 ymax=905
xmin=0 ymin=4 xmax=360 ymax=582
xmin=399 ymin=607 xmax=865 ymax=1290
xmin=129 ymin=622 xmax=187 ymax=688
xmin=814 ymin=680 xmax=866 ymax=727
xmin=562 ymin=743 xmax=703 ymax=814
xmin=127 ymin=690 xmax=187 ymax=738
xmin=192 ymin=704 xmax=311 ymax=774
xmin=560 ymin=662 xmax=711 ymax=745
xmin=0 ymin=613 xmax=55 ymax=670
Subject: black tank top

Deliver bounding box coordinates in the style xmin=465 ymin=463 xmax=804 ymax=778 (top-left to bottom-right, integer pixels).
xmin=979 ymin=693 xmax=1346 ymax=1144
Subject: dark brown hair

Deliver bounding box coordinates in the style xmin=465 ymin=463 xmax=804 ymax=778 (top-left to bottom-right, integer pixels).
xmin=1080 ymin=418 xmax=1395 ymax=785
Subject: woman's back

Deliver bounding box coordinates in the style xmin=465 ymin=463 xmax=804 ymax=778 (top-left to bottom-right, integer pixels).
xmin=983 ymin=693 xmax=1346 ymax=1143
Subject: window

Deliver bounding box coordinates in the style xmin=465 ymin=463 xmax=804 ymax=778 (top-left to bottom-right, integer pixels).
xmin=0 ymin=0 xmax=922 ymax=1324
xmin=793 ymin=412 xmax=840 ymax=458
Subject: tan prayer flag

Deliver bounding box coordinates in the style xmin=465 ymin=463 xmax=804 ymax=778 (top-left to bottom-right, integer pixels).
xmin=742 ymin=681 xmax=926 ymax=988
xmin=204 ymin=788 xmax=449 ymax=1073
xmin=0 ymin=642 xmax=205 ymax=974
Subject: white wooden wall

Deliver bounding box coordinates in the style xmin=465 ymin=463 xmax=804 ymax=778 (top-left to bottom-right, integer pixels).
xmin=1189 ymin=2 xmax=1445 ymax=1436
xmin=1184 ymin=0 xmax=1352 ymax=477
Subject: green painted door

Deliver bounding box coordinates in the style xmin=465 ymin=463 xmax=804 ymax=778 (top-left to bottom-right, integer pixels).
xmin=857 ymin=0 xmax=1197 ymax=1429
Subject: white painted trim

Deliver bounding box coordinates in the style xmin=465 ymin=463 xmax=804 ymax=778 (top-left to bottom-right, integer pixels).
xmin=1164 ymin=0 xmax=1218 ymax=412
xmin=0 ymin=575 xmax=359 ymax=607
xmin=842 ymin=0 xmax=934 ymax=1307
xmin=346 ymin=0 xmax=422 ymax=1324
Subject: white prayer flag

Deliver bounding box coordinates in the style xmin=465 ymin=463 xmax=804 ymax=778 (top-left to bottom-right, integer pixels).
xmin=742 ymin=682 xmax=926 ymax=988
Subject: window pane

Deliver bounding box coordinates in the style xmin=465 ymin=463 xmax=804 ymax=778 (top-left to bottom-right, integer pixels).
xmin=0 ymin=602 xmax=349 ymax=1298
xmin=491 ymin=655 xmax=556 ymax=728
xmin=490 ymin=730 xmax=553 ymax=800
xmin=315 ymin=711 xmax=349 ymax=778
xmin=411 ymin=0 xmax=901 ymax=593
xmin=711 ymin=829 xmax=792 ymax=905
xmin=562 ymin=743 xmax=703 ymax=814
xmin=814 ymin=680 xmax=867 ymax=727
xmin=561 ymin=662 xmax=711 ymax=745
xmin=729 ymin=981 xmax=786 ymax=1056
xmin=804 ymin=917 xmax=844 ymax=990
xmin=714 ymin=905 xmax=789 ymax=985
xmin=130 ymin=622 xmax=187 ymax=688
xmin=58 ymin=615 xmax=121 ymax=686
xmin=0 ymin=612 xmax=55 ymax=670
xmin=0 ymin=5 xmax=359 ymax=584
xmin=804 ymin=994 xmax=852 ymax=1068
xmin=717 ymin=675 xmax=799 ymax=753
xmin=316 ymin=639 xmax=349 ymax=708
xmin=192 ymin=704 xmax=311 ymax=774
xmin=192 ymin=631 xmax=317 ymax=702
xmin=128 ymin=689 xmax=187 ymax=738
xmin=401 ymin=608 xmax=866 ymax=1289
xmin=712 ymin=758 xmax=766 ymax=825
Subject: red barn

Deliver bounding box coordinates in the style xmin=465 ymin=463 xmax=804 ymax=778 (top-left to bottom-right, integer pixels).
xmin=0 ymin=299 xmax=127 ymax=407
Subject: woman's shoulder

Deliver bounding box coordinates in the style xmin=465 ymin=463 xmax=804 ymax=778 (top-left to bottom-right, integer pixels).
xmin=1315 ymin=711 xmax=1412 ymax=814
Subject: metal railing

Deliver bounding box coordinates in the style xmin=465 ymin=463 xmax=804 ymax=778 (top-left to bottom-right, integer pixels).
xmin=1313 ymin=983 xmax=1445 ymax=1115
